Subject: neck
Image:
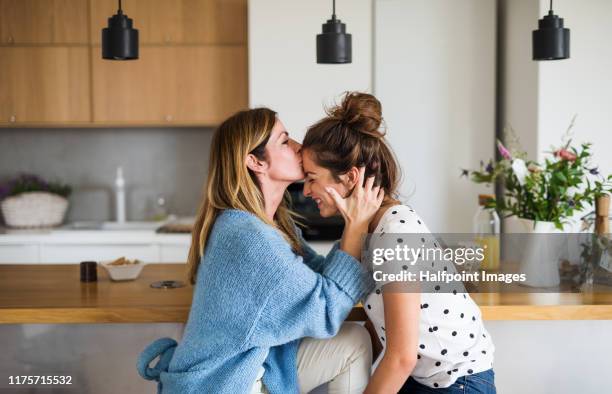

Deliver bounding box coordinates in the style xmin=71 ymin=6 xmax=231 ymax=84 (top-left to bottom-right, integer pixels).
xmin=258 ymin=176 xmax=289 ymax=222
xmin=368 ymin=197 xmax=400 ymax=233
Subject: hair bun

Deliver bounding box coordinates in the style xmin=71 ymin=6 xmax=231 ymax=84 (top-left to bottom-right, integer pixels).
xmin=330 ymin=92 xmax=384 ymax=139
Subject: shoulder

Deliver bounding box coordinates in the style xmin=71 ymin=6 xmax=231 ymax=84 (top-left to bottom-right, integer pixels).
xmin=377 ymin=204 xmax=432 ymax=234
xmin=211 ymin=209 xmax=293 ymax=256
xmin=214 ymin=209 xmax=280 ymax=239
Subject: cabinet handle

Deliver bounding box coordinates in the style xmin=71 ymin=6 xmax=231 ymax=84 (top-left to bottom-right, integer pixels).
xmin=7 ymin=35 xmax=14 ymax=44
xmin=164 ymin=35 xmax=172 ymax=43
xmin=165 ymin=114 xmax=173 ymax=122
xmin=9 ymin=115 xmax=16 ymax=123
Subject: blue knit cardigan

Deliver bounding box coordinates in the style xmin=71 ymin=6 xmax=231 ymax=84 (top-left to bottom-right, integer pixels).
xmin=137 ymin=209 xmax=374 ymax=393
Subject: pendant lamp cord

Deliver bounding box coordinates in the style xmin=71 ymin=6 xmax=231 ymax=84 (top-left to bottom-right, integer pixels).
xmin=332 ymin=0 xmax=336 ymax=20
xmin=118 ymin=0 xmax=123 ymax=14
xmin=549 ymin=0 xmax=553 ymax=14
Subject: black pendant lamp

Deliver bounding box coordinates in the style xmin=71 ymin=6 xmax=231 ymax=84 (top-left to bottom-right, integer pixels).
xmin=316 ymin=0 xmax=352 ymax=64
xmin=532 ymin=0 xmax=570 ymax=61
xmin=102 ymin=0 xmax=139 ymax=60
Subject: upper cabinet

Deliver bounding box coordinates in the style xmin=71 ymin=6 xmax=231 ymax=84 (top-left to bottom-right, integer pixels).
xmin=0 ymin=0 xmax=88 ymax=44
xmin=0 ymin=47 xmax=91 ymax=124
xmin=0 ymin=0 xmax=248 ymax=127
xmin=91 ymin=46 xmax=247 ymax=125
xmin=90 ymin=0 xmax=247 ymax=45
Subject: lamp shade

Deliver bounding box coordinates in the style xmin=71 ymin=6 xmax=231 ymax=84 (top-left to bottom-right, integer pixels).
xmin=317 ymin=17 xmax=352 ymax=64
xmin=533 ymin=11 xmax=570 ymax=61
xmin=102 ymin=11 xmax=139 ymax=60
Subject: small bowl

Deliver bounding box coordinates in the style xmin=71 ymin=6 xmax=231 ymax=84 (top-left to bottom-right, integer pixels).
xmin=99 ymin=259 xmax=145 ymax=281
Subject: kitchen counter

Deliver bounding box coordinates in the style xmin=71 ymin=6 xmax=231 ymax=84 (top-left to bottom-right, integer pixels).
xmin=0 ymin=228 xmax=191 ymax=244
xmin=2 ymin=264 xmax=612 ymax=323
xmin=0 ymin=227 xmax=192 ymax=264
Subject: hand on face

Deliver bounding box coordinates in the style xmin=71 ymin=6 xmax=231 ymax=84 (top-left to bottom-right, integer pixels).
xmin=302 ymin=149 xmax=384 ymax=222
xmin=324 ymin=167 xmax=385 ymax=227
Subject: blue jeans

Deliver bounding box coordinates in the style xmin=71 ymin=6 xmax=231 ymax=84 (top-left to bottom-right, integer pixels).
xmin=399 ymin=369 xmax=496 ymax=394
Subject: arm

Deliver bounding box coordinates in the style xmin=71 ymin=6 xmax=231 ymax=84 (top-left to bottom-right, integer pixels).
xmin=297 ymin=221 xmax=370 ymax=273
xmin=364 ymin=288 xmax=421 ymax=394
xmin=295 ymin=225 xmax=337 ymax=273
xmin=246 ymin=243 xmax=375 ymax=348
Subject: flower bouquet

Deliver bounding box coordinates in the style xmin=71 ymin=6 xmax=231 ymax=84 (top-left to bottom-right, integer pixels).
xmin=464 ymin=119 xmax=612 ymax=230
xmin=463 ymin=119 xmax=612 ymax=287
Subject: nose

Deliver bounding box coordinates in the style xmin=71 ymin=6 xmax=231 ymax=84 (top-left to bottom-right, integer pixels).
xmin=289 ymin=139 xmax=302 ymax=153
xmin=303 ymin=181 xmax=311 ymax=197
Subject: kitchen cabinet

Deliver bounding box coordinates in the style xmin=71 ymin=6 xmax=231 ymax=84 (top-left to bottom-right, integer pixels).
xmin=0 ymin=0 xmax=88 ymax=44
xmin=39 ymin=244 xmax=159 ymax=264
xmin=0 ymin=231 xmax=191 ymax=264
xmin=159 ymin=243 xmax=190 ymax=263
xmin=90 ymin=0 xmax=247 ymax=45
xmin=0 ymin=47 xmax=91 ymax=124
xmin=91 ymin=46 xmax=247 ymax=124
xmin=0 ymin=0 xmax=248 ymax=127
xmin=0 ymin=244 xmax=39 ymax=263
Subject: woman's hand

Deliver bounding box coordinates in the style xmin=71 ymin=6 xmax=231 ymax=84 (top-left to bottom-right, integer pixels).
xmin=326 ymin=167 xmax=384 ymax=259
xmin=325 ymin=167 xmax=385 ymax=227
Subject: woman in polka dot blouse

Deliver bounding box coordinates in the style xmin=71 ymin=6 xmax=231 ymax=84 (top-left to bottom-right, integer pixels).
xmin=301 ymin=92 xmax=496 ymax=393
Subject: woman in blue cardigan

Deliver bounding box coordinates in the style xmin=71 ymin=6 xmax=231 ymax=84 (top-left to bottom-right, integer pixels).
xmin=137 ymin=108 xmax=383 ymax=393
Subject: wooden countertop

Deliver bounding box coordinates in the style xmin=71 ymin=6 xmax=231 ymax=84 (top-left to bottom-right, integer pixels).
xmin=1 ymin=264 xmax=612 ymax=323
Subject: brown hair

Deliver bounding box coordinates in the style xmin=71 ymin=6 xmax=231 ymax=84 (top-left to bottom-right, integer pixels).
xmin=187 ymin=108 xmax=302 ymax=284
xmin=302 ymin=92 xmax=400 ymax=197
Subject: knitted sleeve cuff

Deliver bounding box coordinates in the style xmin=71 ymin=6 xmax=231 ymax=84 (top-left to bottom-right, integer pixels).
xmin=322 ymin=248 xmax=375 ymax=302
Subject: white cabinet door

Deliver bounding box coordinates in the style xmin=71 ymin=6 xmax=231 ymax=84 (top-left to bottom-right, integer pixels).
xmin=39 ymin=244 xmax=160 ymax=263
xmin=0 ymin=244 xmax=40 ymax=263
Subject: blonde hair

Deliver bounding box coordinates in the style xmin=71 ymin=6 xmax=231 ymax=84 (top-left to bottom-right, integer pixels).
xmin=187 ymin=108 xmax=303 ymax=284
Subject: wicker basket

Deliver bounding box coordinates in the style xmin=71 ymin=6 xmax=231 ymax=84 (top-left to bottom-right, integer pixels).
xmin=1 ymin=191 xmax=69 ymax=228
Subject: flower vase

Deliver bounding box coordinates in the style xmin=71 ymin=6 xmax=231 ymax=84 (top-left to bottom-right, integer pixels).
xmin=508 ymin=217 xmax=566 ymax=287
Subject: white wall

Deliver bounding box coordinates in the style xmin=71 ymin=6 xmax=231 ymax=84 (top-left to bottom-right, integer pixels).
xmin=537 ymin=0 xmax=612 ymax=177
xmin=375 ymin=0 xmax=496 ymax=232
xmin=487 ymin=320 xmax=612 ymax=394
xmin=249 ymin=0 xmax=373 ymax=141
xmin=503 ymin=0 xmax=612 ymax=189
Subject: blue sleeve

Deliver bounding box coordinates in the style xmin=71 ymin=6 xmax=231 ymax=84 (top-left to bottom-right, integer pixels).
xmin=246 ymin=243 xmax=374 ymax=348
xmin=295 ymin=225 xmax=340 ymax=273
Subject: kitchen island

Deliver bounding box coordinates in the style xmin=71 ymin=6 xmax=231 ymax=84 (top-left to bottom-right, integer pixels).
xmin=2 ymin=264 xmax=612 ymax=394
xmin=2 ymin=264 xmax=612 ymax=323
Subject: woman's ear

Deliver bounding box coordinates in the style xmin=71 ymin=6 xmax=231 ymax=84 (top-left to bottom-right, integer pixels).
xmin=342 ymin=166 xmax=361 ymax=189
xmin=246 ymin=153 xmax=268 ymax=174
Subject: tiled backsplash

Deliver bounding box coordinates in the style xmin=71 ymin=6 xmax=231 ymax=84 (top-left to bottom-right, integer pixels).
xmin=0 ymin=127 xmax=213 ymax=222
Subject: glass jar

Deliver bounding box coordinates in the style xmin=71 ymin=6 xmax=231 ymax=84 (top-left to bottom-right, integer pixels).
xmin=473 ymin=194 xmax=500 ymax=271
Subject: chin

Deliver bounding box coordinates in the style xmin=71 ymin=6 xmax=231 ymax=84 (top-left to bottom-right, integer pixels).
xmin=318 ymin=205 xmax=338 ymax=218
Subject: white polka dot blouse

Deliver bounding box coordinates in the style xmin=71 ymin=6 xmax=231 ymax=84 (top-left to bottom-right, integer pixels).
xmin=362 ymin=204 xmax=495 ymax=389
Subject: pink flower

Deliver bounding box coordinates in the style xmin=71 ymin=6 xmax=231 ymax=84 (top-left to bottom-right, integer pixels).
xmin=554 ymin=148 xmax=577 ymax=161
xmin=497 ymin=140 xmax=512 ymax=160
